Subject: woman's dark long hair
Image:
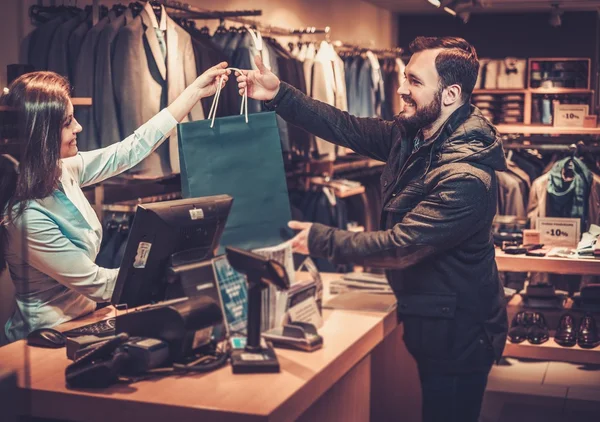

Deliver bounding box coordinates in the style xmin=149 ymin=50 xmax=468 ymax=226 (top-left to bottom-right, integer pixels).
xmin=0 ymin=71 xmax=71 ymax=272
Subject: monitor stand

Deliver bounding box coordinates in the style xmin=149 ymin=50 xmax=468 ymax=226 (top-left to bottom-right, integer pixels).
xmin=230 ymin=277 xmax=280 ymax=374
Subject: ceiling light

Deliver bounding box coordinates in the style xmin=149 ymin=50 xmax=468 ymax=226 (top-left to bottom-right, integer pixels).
xmin=428 ymin=0 xmax=442 ymax=6
xmin=444 ymin=6 xmax=457 ymax=16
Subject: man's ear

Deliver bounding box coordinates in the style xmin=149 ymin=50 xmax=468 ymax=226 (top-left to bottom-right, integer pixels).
xmin=443 ymin=84 xmax=462 ymax=107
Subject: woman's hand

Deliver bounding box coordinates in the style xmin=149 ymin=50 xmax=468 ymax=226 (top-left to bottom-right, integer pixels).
xmin=236 ymin=55 xmax=281 ymax=101
xmin=195 ymin=62 xmax=231 ymax=98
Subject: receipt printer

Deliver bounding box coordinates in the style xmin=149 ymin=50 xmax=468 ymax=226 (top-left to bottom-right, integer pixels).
xmin=115 ymin=296 xmax=223 ymax=362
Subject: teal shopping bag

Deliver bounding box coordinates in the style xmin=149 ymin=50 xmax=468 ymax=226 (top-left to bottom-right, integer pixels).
xmin=177 ymin=74 xmax=292 ymax=251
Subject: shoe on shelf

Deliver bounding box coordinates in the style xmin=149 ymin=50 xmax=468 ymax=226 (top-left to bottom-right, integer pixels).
xmin=528 ymin=312 xmax=549 ymax=345
xmin=508 ymin=311 xmax=533 ymax=344
xmin=554 ymin=313 xmax=577 ymax=347
xmin=577 ymin=314 xmax=600 ymax=349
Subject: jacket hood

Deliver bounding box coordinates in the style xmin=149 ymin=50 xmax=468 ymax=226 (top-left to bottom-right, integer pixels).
xmin=434 ymin=103 xmax=508 ymax=172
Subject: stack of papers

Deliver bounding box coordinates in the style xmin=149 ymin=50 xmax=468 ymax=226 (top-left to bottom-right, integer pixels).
xmin=252 ymin=241 xmax=295 ymax=331
xmin=330 ymin=272 xmax=393 ymax=295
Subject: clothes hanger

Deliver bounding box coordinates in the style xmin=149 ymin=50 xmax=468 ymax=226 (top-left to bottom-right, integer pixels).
xmin=149 ymin=1 xmax=162 ymax=22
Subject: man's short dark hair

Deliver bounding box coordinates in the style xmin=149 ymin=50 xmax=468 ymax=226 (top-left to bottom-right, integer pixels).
xmin=409 ymin=36 xmax=479 ymax=103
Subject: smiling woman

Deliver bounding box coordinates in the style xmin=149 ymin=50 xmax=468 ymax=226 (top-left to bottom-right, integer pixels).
xmin=0 ymin=64 xmax=230 ymax=342
xmin=60 ymin=101 xmax=83 ymax=159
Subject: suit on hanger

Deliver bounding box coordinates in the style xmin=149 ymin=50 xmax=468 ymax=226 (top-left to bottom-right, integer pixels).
xmin=48 ymin=12 xmax=87 ymax=79
xmin=113 ymin=4 xmax=202 ymax=177
xmin=67 ymin=18 xmax=92 ymax=85
xmin=27 ymin=16 xmax=67 ymax=71
xmin=73 ymin=15 xmax=110 ymax=151
xmin=95 ymin=10 xmax=132 ymax=148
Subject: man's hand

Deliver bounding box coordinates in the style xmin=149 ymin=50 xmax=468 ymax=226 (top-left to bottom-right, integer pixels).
xmin=288 ymin=221 xmax=312 ymax=255
xmin=194 ymin=62 xmax=231 ymax=98
xmin=235 ymin=55 xmax=281 ymax=101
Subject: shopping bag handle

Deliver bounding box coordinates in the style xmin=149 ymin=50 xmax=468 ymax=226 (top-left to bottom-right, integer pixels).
xmin=207 ymin=67 xmax=248 ymax=128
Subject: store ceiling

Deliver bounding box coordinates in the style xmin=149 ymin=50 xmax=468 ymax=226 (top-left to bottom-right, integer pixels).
xmin=365 ymin=0 xmax=600 ymax=14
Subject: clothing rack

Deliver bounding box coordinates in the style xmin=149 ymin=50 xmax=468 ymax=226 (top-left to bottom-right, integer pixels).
xmin=333 ymin=41 xmax=403 ymax=57
xmin=158 ymin=0 xmax=262 ymax=20
xmin=158 ymin=0 xmax=329 ymax=37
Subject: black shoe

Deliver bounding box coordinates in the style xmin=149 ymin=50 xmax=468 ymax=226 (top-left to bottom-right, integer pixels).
xmin=577 ymin=314 xmax=600 ymax=349
xmin=528 ymin=312 xmax=549 ymax=345
xmin=508 ymin=311 xmax=533 ymax=343
xmin=554 ymin=314 xmax=577 ymax=347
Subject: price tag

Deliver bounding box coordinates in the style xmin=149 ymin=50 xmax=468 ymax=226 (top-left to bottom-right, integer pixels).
xmin=537 ymin=218 xmax=580 ymax=248
xmin=553 ymin=104 xmax=589 ymax=127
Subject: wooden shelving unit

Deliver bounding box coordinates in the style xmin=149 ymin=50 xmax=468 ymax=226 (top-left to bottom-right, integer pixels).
xmin=529 ymin=88 xmax=594 ymax=95
xmin=496 ymin=250 xmax=600 ymax=275
xmin=504 ymin=337 xmax=600 ymax=365
xmin=495 ymin=124 xmax=600 ymax=135
xmin=499 ymin=251 xmax=600 ymax=364
xmin=71 ymin=97 xmax=92 ymax=106
xmin=473 ymin=89 xmax=528 ymax=95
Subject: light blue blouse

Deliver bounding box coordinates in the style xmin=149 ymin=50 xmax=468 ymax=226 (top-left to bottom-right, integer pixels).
xmin=4 ymin=108 xmax=177 ymax=342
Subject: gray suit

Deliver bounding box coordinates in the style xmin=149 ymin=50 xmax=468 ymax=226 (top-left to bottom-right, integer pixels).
xmin=27 ymin=16 xmax=66 ymax=71
xmin=67 ymin=18 xmax=92 ymax=83
xmin=48 ymin=13 xmax=86 ymax=79
xmin=73 ymin=15 xmax=109 ymax=151
xmin=113 ymin=8 xmax=203 ymax=177
xmin=95 ymin=10 xmax=133 ymax=148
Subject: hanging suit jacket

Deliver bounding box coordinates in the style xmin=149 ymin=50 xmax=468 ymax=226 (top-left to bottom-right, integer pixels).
xmin=25 ymin=16 xmax=67 ymax=71
xmin=95 ymin=10 xmax=132 ymax=148
xmin=112 ymin=4 xmax=203 ymax=177
xmin=67 ymin=18 xmax=92 ymax=84
xmin=311 ymin=41 xmax=348 ymax=160
xmin=47 ymin=12 xmax=87 ymax=79
xmin=73 ymin=15 xmax=109 ymax=151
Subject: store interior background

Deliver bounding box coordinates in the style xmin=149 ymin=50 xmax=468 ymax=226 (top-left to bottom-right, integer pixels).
xmin=1 ymin=0 xmax=599 ymax=344
xmin=1 ymin=5 xmax=600 ymax=419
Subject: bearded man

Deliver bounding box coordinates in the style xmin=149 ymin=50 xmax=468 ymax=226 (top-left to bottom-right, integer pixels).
xmin=236 ymin=36 xmax=508 ymax=422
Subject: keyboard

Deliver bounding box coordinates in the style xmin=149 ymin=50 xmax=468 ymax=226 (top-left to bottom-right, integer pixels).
xmin=63 ymin=318 xmax=116 ymax=338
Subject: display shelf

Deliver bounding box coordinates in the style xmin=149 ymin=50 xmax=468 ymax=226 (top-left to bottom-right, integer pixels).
xmin=504 ymin=339 xmax=600 ymax=365
xmin=504 ymin=295 xmax=600 ymax=365
xmin=495 ymin=124 xmax=600 ymax=135
xmin=529 ymin=88 xmax=594 ymax=95
xmin=495 ymin=250 xmax=600 ymax=275
xmin=71 ymin=97 xmax=92 ymax=106
xmin=473 ymin=89 xmax=528 ymax=95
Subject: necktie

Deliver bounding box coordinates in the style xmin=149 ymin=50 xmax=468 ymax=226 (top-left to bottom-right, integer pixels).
xmin=155 ymin=28 xmax=166 ymax=60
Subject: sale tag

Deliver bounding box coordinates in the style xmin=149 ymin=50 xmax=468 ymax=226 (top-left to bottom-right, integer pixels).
xmin=537 ymin=218 xmax=580 ymax=248
xmin=553 ymin=104 xmax=589 ymax=128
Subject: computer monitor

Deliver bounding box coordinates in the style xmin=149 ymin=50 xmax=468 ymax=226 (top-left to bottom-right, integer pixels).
xmin=111 ymin=195 xmax=233 ymax=308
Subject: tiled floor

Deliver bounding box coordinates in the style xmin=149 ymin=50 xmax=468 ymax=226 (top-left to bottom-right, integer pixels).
xmin=480 ymin=358 xmax=600 ymax=422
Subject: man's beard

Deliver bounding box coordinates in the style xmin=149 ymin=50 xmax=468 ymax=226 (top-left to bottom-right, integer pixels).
xmin=395 ymin=88 xmax=442 ymax=132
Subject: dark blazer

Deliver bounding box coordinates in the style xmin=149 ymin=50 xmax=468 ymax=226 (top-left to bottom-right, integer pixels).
xmin=95 ymin=10 xmax=131 ymax=148
xmin=47 ymin=12 xmax=87 ymax=79
xmin=73 ymin=15 xmax=110 ymax=151
xmin=266 ymin=82 xmax=509 ymax=374
xmin=27 ymin=16 xmax=66 ymax=71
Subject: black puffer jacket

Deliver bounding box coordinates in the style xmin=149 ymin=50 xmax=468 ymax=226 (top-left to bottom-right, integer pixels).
xmin=266 ymin=83 xmax=509 ymax=374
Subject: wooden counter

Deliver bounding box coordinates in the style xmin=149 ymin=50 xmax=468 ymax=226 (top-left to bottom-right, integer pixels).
xmin=495 ymin=249 xmax=600 ymax=276
xmin=0 ymin=274 xmax=418 ymax=422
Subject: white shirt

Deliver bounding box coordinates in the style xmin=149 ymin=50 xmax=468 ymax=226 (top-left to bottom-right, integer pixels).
xmin=4 ymin=109 xmax=177 ymax=342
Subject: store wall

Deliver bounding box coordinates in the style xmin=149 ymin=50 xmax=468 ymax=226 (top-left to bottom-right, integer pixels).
xmin=397 ymin=11 xmax=597 ymax=59
xmin=0 ymin=0 xmax=395 ymax=338
xmin=0 ymin=0 xmax=396 ymax=89
xmin=397 ymin=11 xmax=599 ymax=97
